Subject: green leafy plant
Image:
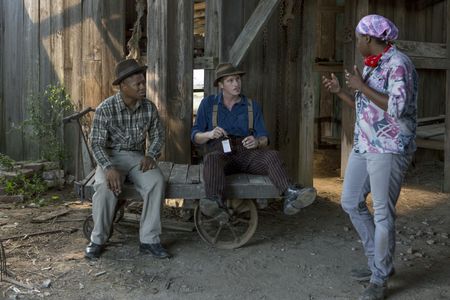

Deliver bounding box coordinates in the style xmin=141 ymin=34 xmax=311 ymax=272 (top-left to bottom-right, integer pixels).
xmin=0 ymin=153 xmax=15 ymax=170
xmin=3 ymin=173 xmax=47 ymax=199
xmin=23 ymin=83 xmax=74 ymax=163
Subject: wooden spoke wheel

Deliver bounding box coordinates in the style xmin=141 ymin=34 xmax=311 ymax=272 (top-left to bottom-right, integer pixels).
xmin=82 ymin=204 xmax=124 ymax=241
xmin=194 ymin=199 xmax=258 ymax=249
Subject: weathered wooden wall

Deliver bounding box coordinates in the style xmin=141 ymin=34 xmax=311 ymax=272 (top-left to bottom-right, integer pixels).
xmin=0 ymin=0 xmax=125 ymax=172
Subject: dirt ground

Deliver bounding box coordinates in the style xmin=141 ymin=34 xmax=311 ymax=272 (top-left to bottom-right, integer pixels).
xmin=0 ymin=149 xmax=449 ymax=300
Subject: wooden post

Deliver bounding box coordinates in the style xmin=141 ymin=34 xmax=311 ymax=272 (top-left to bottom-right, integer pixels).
xmin=204 ymin=0 xmax=221 ymax=96
xmin=165 ymin=1 xmax=193 ymax=163
xmin=147 ymin=0 xmax=196 ymax=161
xmin=147 ymin=0 xmax=168 ymax=120
xmin=101 ymin=0 xmax=125 ymax=99
xmin=298 ymin=0 xmax=317 ymax=187
xmin=445 ymin=0 xmax=450 ymax=192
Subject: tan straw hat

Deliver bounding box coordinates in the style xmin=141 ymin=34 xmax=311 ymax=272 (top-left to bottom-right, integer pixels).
xmin=213 ymin=62 xmax=245 ymax=87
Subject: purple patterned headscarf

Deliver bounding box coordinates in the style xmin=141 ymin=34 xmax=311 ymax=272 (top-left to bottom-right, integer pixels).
xmin=356 ymin=14 xmax=399 ymax=42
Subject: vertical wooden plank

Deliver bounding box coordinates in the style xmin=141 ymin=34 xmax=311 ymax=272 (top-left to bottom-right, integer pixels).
xmin=64 ymin=0 xmax=83 ymax=177
xmin=23 ymin=0 xmax=40 ymax=160
xmin=52 ymin=0 xmax=65 ymax=84
xmin=0 ymin=0 xmax=5 ymax=154
xmin=40 ymin=0 xmax=52 ymax=90
xmin=147 ymin=0 xmax=168 ymax=159
xmin=64 ymin=0 xmax=83 ymax=106
xmin=444 ymin=0 xmax=450 ymax=192
xmin=394 ymin=0 xmax=406 ymax=40
xmin=204 ymin=0 xmax=220 ymax=96
xmin=82 ymin=0 xmax=103 ymax=109
xmin=3 ymin=0 xmax=24 ymax=159
xmin=101 ymin=0 xmax=125 ymax=99
xmin=298 ymin=0 xmax=317 ymax=187
xmin=165 ymin=0 xmax=193 ymax=163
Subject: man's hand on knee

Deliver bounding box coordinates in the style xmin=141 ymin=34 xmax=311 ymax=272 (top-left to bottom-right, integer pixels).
xmin=140 ymin=156 xmax=157 ymax=172
xmin=242 ymin=136 xmax=259 ymax=149
xmin=105 ymin=168 xmax=122 ymax=195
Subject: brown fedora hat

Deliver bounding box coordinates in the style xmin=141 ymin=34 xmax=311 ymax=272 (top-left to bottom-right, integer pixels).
xmin=213 ymin=62 xmax=245 ymax=87
xmin=112 ymin=59 xmax=147 ymax=85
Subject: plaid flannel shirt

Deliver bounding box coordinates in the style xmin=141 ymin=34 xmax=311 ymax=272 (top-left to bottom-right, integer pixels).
xmin=90 ymin=92 xmax=164 ymax=170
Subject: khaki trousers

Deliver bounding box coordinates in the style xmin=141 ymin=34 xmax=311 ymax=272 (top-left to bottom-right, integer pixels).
xmin=91 ymin=150 xmax=165 ymax=245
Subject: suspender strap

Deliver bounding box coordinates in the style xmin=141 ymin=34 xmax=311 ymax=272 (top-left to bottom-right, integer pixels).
xmin=247 ymin=99 xmax=253 ymax=132
xmin=211 ymin=98 xmax=254 ymax=133
xmin=212 ymin=104 xmax=218 ymax=128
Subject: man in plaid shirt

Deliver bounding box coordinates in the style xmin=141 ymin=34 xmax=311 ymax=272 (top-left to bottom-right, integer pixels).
xmin=85 ymin=59 xmax=170 ymax=260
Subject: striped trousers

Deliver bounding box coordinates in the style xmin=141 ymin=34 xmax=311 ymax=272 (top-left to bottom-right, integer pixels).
xmin=203 ymin=138 xmax=291 ymax=199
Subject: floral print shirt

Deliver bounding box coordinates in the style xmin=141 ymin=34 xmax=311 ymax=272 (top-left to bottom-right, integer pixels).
xmin=354 ymin=45 xmax=418 ymax=154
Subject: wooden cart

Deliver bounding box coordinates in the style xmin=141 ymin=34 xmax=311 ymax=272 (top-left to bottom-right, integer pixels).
xmin=65 ymin=108 xmax=280 ymax=249
xmin=76 ymin=163 xmax=279 ymax=249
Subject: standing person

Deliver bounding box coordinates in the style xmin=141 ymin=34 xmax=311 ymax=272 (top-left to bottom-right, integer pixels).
xmin=322 ymin=15 xmax=418 ymax=300
xmin=85 ymin=59 xmax=170 ymax=259
xmin=192 ymin=62 xmax=317 ymax=217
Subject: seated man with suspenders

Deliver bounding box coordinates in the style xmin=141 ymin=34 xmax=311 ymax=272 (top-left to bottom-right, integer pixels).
xmin=191 ymin=62 xmax=317 ymax=215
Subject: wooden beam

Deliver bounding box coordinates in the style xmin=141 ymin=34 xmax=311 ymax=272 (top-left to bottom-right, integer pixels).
xmin=298 ymin=0 xmax=317 ymax=187
xmin=396 ymin=40 xmax=446 ymax=59
xmin=147 ymin=0 xmax=193 ymax=163
xmin=228 ymin=0 xmax=280 ymax=66
xmin=204 ymin=0 xmax=220 ymax=96
xmin=147 ymin=0 xmax=168 ymax=159
xmin=444 ymin=0 xmax=450 ymax=192
xmin=411 ymin=57 xmax=450 ymax=69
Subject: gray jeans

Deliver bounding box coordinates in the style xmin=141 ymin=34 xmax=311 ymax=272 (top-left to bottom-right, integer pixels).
xmin=341 ymin=151 xmax=411 ymax=285
xmin=91 ymin=150 xmax=165 ymax=245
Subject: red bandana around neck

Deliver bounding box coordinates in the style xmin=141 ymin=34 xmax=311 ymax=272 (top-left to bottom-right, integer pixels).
xmin=364 ymin=44 xmax=392 ymax=67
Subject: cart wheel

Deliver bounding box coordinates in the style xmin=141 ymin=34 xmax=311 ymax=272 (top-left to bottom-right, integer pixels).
xmin=194 ymin=199 xmax=258 ymax=249
xmin=82 ymin=215 xmax=113 ymax=241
